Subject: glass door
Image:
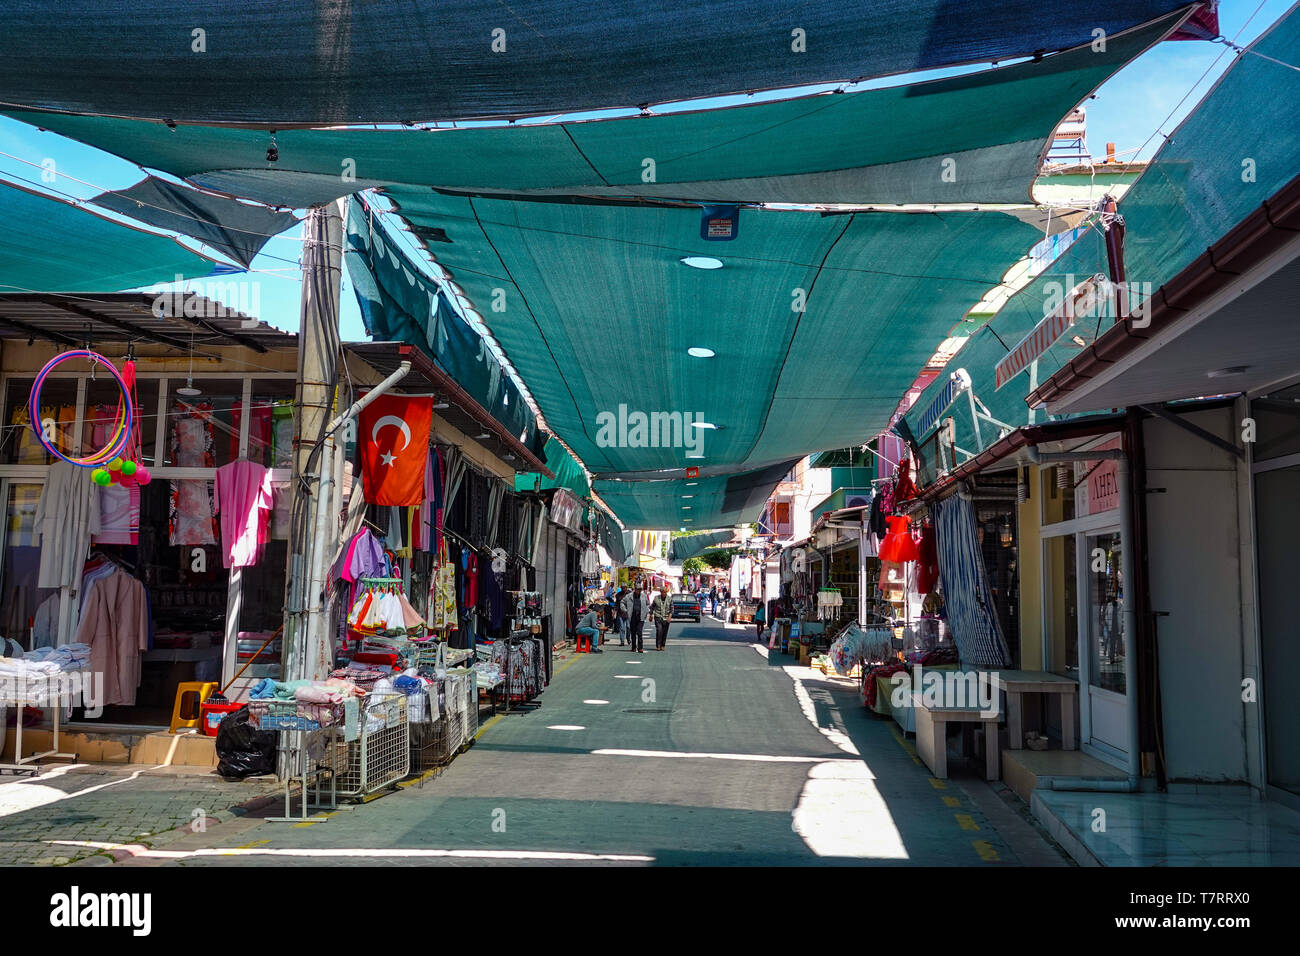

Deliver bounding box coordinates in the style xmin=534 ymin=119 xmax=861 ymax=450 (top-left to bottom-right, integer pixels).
xmin=0 ymin=479 xmax=54 ymax=650
xmin=1083 ymin=529 xmax=1127 ymax=755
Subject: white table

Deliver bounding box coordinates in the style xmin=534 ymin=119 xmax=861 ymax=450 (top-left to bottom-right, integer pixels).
xmin=913 ymin=692 xmax=1000 ymax=781
xmin=980 ymin=670 xmax=1078 ymax=750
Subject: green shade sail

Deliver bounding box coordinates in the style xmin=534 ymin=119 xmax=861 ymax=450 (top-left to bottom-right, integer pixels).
xmin=902 ymin=4 xmax=1300 ymax=460
xmin=0 ymin=181 xmax=219 ymax=294
xmin=514 ymin=436 xmax=591 ymax=499
xmin=3 ymin=12 xmax=1179 ymax=209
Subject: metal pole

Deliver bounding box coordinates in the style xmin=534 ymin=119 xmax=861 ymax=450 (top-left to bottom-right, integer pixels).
xmin=287 ymin=201 xmax=344 ymax=683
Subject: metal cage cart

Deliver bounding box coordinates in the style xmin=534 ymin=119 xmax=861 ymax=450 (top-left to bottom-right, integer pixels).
xmin=330 ymin=692 xmax=409 ymax=798
xmin=0 ymin=670 xmax=84 ymax=774
xmin=409 ymin=668 xmax=475 ymax=772
xmin=248 ymin=698 xmax=345 ymax=822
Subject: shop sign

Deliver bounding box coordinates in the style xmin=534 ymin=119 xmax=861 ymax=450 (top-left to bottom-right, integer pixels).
xmin=994 ymin=274 xmax=1106 ymax=390
xmin=700 ymin=204 xmax=740 ymax=241
xmin=1084 ymin=437 xmax=1123 ymax=514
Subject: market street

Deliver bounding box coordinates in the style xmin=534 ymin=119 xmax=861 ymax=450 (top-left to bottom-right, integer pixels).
xmin=45 ymin=616 xmax=1068 ymax=867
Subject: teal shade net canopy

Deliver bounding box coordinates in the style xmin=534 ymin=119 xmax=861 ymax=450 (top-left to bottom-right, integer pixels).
xmin=388 ymin=191 xmax=1043 ymax=482
xmin=0 ymin=180 xmax=220 ymax=293
xmin=668 ymin=530 xmax=737 ymax=563
xmin=902 ymin=3 xmax=1300 ymax=457
xmin=3 ymin=11 xmax=1182 ymax=210
xmin=594 ymin=460 xmax=799 ymax=529
xmin=0 ymin=2 xmax=1190 ymax=125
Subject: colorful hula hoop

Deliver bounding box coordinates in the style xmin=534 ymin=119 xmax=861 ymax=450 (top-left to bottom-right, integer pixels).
xmin=29 ymin=349 xmax=134 ymax=467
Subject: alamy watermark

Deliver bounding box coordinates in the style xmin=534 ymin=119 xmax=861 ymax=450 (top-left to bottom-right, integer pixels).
xmin=595 ymin=405 xmax=705 ymax=456
xmin=150 ymin=275 xmax=262 ymax=328
xmin=890 ymin=664 xmax=1000 ymax=718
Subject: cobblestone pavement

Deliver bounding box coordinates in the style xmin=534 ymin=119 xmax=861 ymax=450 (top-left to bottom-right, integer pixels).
xmin=35 ymin=619 xmax=1070 ymax=867
xmin=0 ymin=762 xmax=281 ymax=865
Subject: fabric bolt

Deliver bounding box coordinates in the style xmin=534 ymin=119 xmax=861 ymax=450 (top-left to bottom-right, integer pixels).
xmin=35 ymin=461 xmax=102 ymax=589
xmin=214 ymin=459 xmax=274 ymax=568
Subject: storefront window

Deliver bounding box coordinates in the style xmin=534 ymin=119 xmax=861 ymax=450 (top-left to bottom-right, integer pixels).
xmin=162 ymin=379 xmax=244 ymax=467
xmin=1252 ymin=385 xmax=1300 ymax=461
xmin=236 ymin=539 xmax=287 ymax=681
xmin=82 ymin=376 xmax=160 ymax=466
xmin=0 ymin=480 xmax=55 ymax=649
xmin=0 ymin=376 xmax=78 ymax=465
xmin=1086 ymin=531 xmax=1125 ymax=693
xmin=247 ymin=379 xmax=296 ymax=469
xmin=1044 ymin=534 xmax=1078 ymax=678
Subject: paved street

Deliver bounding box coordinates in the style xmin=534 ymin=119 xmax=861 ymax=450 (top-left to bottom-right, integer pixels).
xmin=2 ymin=615 xmax=1071 ymax=867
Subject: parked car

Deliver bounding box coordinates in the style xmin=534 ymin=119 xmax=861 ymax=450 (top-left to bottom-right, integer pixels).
xmin=670 ymin=593 xmax=702 ymax=622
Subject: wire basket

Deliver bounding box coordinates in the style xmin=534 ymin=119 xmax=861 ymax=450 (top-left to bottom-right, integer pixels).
xmin=330 ymin=692 xmax=409 ymax=798
xmin=248 ymin=697 xmax=347 ymax=731
xmin=410 ymin=717 xmax=455 ymax=771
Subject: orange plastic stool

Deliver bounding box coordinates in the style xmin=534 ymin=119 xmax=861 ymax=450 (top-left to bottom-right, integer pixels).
xmin=169 ymin=681 xmax=218 ymax=734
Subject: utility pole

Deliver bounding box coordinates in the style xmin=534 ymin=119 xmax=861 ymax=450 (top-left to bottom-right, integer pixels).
xmin=285 ymin=200 xmax=344 ymax=683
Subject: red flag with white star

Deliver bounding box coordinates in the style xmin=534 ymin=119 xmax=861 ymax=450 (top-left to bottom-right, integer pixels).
xmin=358 ymin=393 xmax=432 ymax=506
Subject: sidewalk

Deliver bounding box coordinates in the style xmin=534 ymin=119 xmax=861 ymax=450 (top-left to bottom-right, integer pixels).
xmin=0 ymin=763 xmax=281 ymax=865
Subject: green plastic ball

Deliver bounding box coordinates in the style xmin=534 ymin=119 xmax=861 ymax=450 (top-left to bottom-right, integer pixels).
xmin=92 ymin=468 xmax=112 ymax=486
xmin=121 ymin=460 xmax=138 ymax=476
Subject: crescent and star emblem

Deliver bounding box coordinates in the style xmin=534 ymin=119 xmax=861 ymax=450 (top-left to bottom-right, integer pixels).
xmin=371 ymin=415 xmax=411 ymax=467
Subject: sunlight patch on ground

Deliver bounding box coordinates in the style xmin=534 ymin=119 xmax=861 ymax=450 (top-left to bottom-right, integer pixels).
xmin=791 ymin=759 xmax=908 ymax=859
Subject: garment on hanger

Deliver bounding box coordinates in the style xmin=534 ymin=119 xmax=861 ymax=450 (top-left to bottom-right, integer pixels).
xmin=878 ymin=515 xmax=920 ymax=563
xmin=35 ymin=460 xmax=102 ymax=589
xmin=169 ymin=479 xmax=217 ymax=546
xmin=94 ymin=482 xmax=140 ymax=546
xmin=916 ymin=523 xmax=940 ymax=596
xmin=214 ymin=459 xmax=274 ymax=568
xmin=76 ymin=565 xmax=149 ymax=706
xmin=170 ymin=400 xmax=215 ymax=468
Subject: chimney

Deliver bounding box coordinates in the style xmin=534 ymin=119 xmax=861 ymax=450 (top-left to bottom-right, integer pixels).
xmin=1106 ymin=142 xmax=1116 ymax=164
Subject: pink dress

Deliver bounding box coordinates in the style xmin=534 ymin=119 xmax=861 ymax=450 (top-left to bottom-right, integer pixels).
xmin=214 ymin=460 xmax=274 ymax=568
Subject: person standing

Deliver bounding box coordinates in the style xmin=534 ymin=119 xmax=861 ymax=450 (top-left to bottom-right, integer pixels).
xmin=709 ymin=585 xmax=718 ymax=617
xmin=650 ymin=582 xmax=672 ymax=651
xmin=613 ymin=585 xmax=629 ymax=645
xmin=622 ymin=583 xmax=647 ymax=653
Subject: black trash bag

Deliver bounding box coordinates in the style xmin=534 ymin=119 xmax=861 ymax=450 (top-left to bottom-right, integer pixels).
xmin=215 ymin=707 xmax=277 ymax=779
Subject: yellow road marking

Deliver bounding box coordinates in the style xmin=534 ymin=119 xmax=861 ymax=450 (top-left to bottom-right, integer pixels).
xmin=955 ymin=813 xmax=979 ymax=831
xmin=238 ymin=839 xmax=271 ymax=849
xmin=973 ymin=840 xmax=1000 ymax=862
xmin=887 ymin=724 xmax=922 ymax=766
xmin=928 ymin=778 xmax=947 ymax=790
xmin=942 ymin=795 xmax=961 ymax=808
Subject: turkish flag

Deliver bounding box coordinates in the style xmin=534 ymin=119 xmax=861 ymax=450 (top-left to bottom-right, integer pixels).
xmin=359 ymin=393 xmax=432 ymax=506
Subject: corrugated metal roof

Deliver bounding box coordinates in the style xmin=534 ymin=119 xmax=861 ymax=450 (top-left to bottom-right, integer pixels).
xmin=0 ymin=292 xmax=294 ymax=353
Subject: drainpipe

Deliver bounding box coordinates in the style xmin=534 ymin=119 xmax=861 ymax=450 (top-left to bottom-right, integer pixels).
xmin=1025 ymin=445 xmax=1141 ymax=790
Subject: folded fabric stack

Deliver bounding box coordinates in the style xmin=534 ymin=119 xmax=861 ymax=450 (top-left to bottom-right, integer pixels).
xmin=23 ymin=642 xmax=92 ymax=671
xmin=473 ymin=660 xmax=504 ymax=689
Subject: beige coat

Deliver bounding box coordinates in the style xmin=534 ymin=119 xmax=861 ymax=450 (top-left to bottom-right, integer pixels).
xmin=76 ymin=570 xmax=149 ymax=707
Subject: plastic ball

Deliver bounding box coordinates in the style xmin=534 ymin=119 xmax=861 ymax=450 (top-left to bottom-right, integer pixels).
xmin=91 ymin=468 xmax=112 ymax=486
xmin=119 ymin=473 xmax=137 ymax=488
xmin=121 ymin=460 xmax=138 ymax=476
xmin=107 ymin=457 xmax=124 ymax=471
xmin=134 ymin=466 xmax=152 ymax=486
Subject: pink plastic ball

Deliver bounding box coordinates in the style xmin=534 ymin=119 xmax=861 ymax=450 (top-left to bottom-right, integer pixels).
xmin=134 ymin=466 xmax=152 ymax=486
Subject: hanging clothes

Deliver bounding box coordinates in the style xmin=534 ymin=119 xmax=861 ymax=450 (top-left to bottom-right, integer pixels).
xmin=877 ymin=515 xmax=920 ymax=563
xmin=76 ymin=567 xmax=150 ymax=706
xmin=214 ymin=459 xmax=274 ymax=568
xmin=916 ymin=523 xmax=940 ymax=596
xmin=35 ymin=461 xmax=102 ymax=589
xmin=94 ymin=482 xmax=140 ymax=546
xmin=169 ymin=479 xmax=217 ymax=546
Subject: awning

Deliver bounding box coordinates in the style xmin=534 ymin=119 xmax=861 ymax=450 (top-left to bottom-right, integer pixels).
xmin=514 ymin=436 xmax=590 ymax=499
xmin=667 ymin=530 xmax=736 ymax=563
xmin=594 ymin=459 xmax=797 ymax=530
xmin=0 ymin=2 xmax=1190 ymax=125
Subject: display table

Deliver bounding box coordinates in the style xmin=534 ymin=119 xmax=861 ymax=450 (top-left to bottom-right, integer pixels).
xmin=979 ymin=670 xmax=1078 ymax=750
xmin=913 ymin=692 xmax=999 ymax=780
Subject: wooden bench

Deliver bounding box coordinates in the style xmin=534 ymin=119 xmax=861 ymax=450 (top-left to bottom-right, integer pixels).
xmin=913 ymin=692 xmax=1000 ymax=781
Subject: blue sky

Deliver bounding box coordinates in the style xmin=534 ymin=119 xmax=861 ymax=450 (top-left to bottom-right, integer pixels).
xmin=0 ymin=0 xmax=1289 ymax=344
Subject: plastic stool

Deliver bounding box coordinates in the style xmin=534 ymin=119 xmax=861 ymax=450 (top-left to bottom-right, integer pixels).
xmin=576 ymin=634 xmax=590 ymax=653
xmin=169 ymin=681 xmax=218 ymax=734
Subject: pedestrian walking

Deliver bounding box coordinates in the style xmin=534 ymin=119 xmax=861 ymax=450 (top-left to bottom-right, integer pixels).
xmin=613 ymin=585 xmax=629 ymax=645
xmin=651 ymin=582 xmax=672 ymax=651
xmin=709 ymin=585 xmax=718 ymax=616
xmin=622 ymin=583 xmax=647 ymax=653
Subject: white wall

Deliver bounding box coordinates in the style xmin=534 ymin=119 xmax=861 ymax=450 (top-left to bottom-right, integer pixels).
xmin=1143 ymin=405 xmax=1257 ymax=785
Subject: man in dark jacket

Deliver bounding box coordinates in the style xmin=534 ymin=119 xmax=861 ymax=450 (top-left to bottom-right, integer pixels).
xmin=621 ymin=584 xmax=647 ymax=653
